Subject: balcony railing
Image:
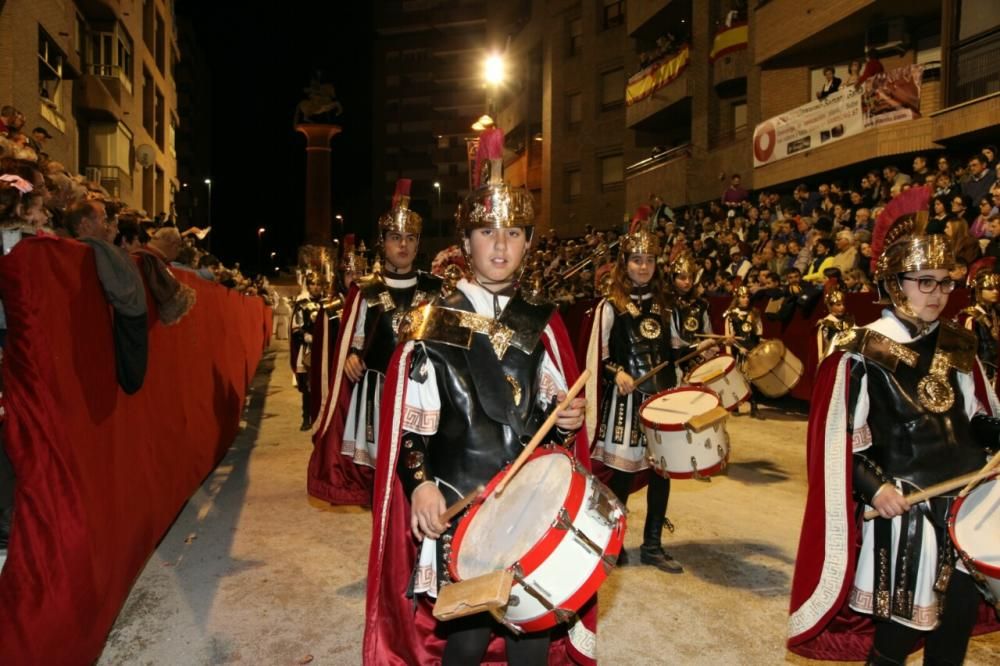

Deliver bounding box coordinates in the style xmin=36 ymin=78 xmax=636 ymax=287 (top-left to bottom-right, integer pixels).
xmin=85 ymin=64 xmax=133 ymax=95
xmin=625 ymin=143 xmax=690 ymax=177
xmin=84 ymin=165 xmax=129 ymax=199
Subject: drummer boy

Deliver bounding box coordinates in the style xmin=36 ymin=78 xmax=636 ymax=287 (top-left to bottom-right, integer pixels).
xmin=363 ymin=174 xmax=592 ymax=665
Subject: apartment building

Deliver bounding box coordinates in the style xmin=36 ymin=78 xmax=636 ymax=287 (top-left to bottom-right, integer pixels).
xmin=0 ymin=0 xmax=180 ymax=215
xmin=625 ymin=0 xmax=1000 ymax=212
xmin=373 ymin=0 xmax=488 ymax=253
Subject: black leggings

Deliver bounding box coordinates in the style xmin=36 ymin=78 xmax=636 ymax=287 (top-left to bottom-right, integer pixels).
xmin=441 ymin=613 xmax=550 ymax=666
xmin=295 ymin=372 xmax=310 ymax=421
xmin=870 ymin=571 xmax=981 ymax=665
xmin=607 ymin=469 xmax=670 ymax=533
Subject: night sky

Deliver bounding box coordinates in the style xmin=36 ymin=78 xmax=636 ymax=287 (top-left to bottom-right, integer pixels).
xmin=176 ymin=2 xmax=375 ymax=274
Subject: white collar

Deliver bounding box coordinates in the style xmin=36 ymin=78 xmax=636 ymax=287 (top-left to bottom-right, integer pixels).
xmin=865 ymin=308 xmax=937 ymax=343
xmin=456 ymin=278 xmax=509 ymax=318
xmin=384 ymin=273 xmax=417 ymax=288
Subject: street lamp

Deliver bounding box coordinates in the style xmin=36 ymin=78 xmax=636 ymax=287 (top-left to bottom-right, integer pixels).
xmin=203 ymin=178 xmax=212 ymax=250
xmin=433 ymin=181 xmax=441 ymax=205
xmin=257 ymin=227 xmax=265 ymax=275
xmin=484 ymin=54 xmax=505 ymax=86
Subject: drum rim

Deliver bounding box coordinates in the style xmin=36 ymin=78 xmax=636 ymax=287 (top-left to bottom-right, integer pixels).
xmin=653 ymin=453 xmax=730 ymax=480
xmin=684 ymin=354 xmax=737 ymax=384
xmin=744 ymin=339 xmax=786 ymax=379
xmin=639 ymin=386 xmax=722 ymax=432
xmin=449 ymin=448 xmax=578 ymax=581
xmin=448 ymin=447 xmax=626 ymax=632
xmin=947 ymin=474 xmax=1000 ymax=578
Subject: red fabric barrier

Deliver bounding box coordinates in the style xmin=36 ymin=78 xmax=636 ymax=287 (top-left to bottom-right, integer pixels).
xmin=0 ymin=236 xmax=269 ymax=664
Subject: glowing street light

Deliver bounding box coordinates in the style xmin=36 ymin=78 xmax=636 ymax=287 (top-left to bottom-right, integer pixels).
xmin=433 ymin=181 xmax=441 ymax=205
xmin=484 ymin=54 xmax=505 ymax=86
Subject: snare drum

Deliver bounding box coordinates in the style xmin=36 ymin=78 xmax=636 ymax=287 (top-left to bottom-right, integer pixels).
xmin=948 ymin=475 xmax=1000 ymax=603
xmin=743 ymin=340 xmax=804 ymax=398
xmin=639 ymin=387 xmax=730 ymax=480
xmin=685 ymin=354 xmax=751 ymax=410
xmin=449 ymin=448 xmax=626 ymax=633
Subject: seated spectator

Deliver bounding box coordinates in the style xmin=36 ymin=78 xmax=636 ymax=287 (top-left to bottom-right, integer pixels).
xmin=971 ymin=196 xmax=994 ymax=238
xmin=983 ymin=145 xmax=998 ymax=169
xmin=802 ymin=237 xmax=835 ymax=283
xmin=951 ymin=193 xmax=973 ymax=223
xmin=816 ymin=67 xmax=842 ymax=100
xmin=912 ymin=155 xmax=931 ymax=179
xmin=842 ymin=267 xmax=871 ymax=293
xmin=830 ymin=229 xmax=859 ymax=273
xmin=963 ymin=153 xmax=997 ymax=205
xmin=945 ymin=217 xmax=980 ymax=265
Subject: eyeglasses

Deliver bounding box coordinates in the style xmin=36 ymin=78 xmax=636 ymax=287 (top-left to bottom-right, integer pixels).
xmin=900 ymin=276 xmax=957 ymax=294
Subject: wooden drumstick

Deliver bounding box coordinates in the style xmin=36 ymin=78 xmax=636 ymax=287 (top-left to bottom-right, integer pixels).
xmin=440 ymin=484 xmax=485 ymax=523
xmin=493 ymin=370 xmax=591 ymax=497
xmin=863 ymin=468 xmax=999 ymax=520
xmin=632 ymin=342 xmax=721 ymax=387
xmin=958 ymin=449 xmax=1000 ymax=499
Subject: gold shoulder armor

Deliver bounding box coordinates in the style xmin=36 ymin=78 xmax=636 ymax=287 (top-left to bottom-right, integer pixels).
xmin=937 ymin=319 xmax=977 ymax=373
xmin=835 ymin=328 xmax=920 ymax=371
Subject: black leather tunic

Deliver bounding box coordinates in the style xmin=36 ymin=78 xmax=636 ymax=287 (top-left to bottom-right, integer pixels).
xmin=606 ymin=296 xmax=675 ymax=395
xmin=358 ymin=272 xmax=443 ymax=374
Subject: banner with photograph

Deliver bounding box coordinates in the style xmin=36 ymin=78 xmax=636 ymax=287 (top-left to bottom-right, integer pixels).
xmin=752 ymin=64 xmax=924 ymax=167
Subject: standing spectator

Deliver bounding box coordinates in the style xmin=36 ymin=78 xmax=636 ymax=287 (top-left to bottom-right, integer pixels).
xmin=982 ymin=145 xmax=998 ymax=169
xmin=912 ymin=155 xmax=931 ymax=180
xmin=65 ymin=200 xmax=111 ymax=241
xmin=853 ymin=207 xmax=873 ymax=234
xmin=856 ymin=47 xmax=884 ymax=86
xmin=816 ymin=67 xmax=842 ymax=100
xmin=0 ymin=106 xmax=15 ymax=135
xmin=962 ymin=153 xmax=997 ymax=205
xmin=883 ymin=165 xmax=911 ymax=193
xmin=722 ymin=174 xmax=749 ymax=209
xmin=802 ymin=237 xmax=835 ymax=283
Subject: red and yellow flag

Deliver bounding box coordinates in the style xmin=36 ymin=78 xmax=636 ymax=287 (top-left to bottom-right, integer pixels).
xmin=710 ymin=23 xmax=748 ymax=62
xmin=625 ymin=46 xmax=690 ymax=107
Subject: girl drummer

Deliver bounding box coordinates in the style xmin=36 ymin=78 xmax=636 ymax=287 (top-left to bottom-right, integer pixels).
xmin=723 ymin=285 xmax=763 ymax=417
xmin=788 ymin=188 xmax=1000 ymax=664
xmin=587 ymin=228 xmax=713 ymax=573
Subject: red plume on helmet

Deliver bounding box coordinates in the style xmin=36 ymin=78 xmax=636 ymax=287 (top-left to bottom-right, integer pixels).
xmin=391 ymin=179 xmax=412 ymax=209
xmin=630 ymin=205 xmax=652 ymax=233
xmin=869 ymin=185 xmax=932 ymax=274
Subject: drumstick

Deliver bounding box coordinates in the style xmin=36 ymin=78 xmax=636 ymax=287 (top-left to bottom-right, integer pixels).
xmin=493 ymin=369 xmax=591 ymax=496
xmin=958 ymin=449 xmax=1000 ymax=498
xmin=863 ymin=468 xmax=999 ymax=520
xmin=632 ymin=343 xmax=720 ymax=387
xmin=440 ymin=484 xmax=485 ymax=523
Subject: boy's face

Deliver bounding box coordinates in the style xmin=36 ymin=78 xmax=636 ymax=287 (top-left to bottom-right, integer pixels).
xmin=465 ymin=227 xmax=529 ymax=284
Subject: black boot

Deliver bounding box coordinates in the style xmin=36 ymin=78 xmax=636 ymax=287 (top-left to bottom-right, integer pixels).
xmin=616 ymin=548 xmax=629 ymax=566
xmin=639 ymin=514 xmax=683 ymax=573
xmin=300 ymin=417 xmax=312 ymax=431
xmin=0 ymin=506 xmax=12 ymax=550
xmin=865 ymin=648 xmax=904 ymax=666
xmin=750 ymin=400 xmax=763 ymax=419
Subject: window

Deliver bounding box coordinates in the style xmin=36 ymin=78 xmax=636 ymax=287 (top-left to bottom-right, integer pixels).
xmin=600 ymin=154 xmax=623 ymax=190
xmin=567 ymin=92 xmax=582 ymax=125
xmin=155 ymin=89 xmax=165 ymax=149
xmin=733 ymin=101 xmax=747 ymax=130
xmin=568 ymin=17 xmax=583 ymax=56
xmin=169 ymin=116 xmax=177 ymax=158
xmin=566 ymin=168 xmax=581 ymax=201
xmin=87 ymin=23 xmax=133 ymax=93
xmin=602 ymin=0 xmax=625 ymax=30
xmin=437 ymin=135 xmax=449 ymax=149
xmin=38 ymin=27 xmax=67 ymax=130
xmin=600 ymin=68 xmax=624 ymax=109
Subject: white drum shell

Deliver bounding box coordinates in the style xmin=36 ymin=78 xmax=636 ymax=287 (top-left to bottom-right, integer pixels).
xmin=951 ymin=477 xmax=1000 ymax=602
xmin=748 ymin=351 xmax=804 ymax=398
xmin=644 ymin=421 xmax=730 ymax=479
xmin=686 ymin=355 xmax=751 ymax=410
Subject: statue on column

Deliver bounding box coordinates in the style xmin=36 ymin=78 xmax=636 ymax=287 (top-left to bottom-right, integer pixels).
xmin=293 ymin=70 xmax=343 ymax=127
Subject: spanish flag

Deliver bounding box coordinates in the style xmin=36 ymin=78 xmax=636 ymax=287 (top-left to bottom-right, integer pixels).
xmin=710 ymin=23 xmax=748 ymax=62
xmin=625 ymin=46 xmax=690 ymax=107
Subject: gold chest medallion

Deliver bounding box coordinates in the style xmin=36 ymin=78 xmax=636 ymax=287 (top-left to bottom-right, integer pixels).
xmin=639 ymin=318 xmax=662 ymax=340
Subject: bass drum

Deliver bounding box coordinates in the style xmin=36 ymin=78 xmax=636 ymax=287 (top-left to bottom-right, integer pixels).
xmin=743 ymin=339 xmax=803 ymax=398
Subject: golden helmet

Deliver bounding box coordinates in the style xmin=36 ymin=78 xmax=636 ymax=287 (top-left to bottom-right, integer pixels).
xmin=378 ymin=178 xmax=422 ymax=236
xmin=456 ymin=183 xmax=535 ymax=232
xmin=620 ymin=229 xmax=661 ymax=257
xmin=824 ymin=288 xmax=846 ymax=309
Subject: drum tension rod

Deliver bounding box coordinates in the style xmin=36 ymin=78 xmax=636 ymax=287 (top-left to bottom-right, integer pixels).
xmin=510 ymin=563 xmax=576 ymax=625
xmin=691 ymin=457 xmax=711 ymax=482
xmin=553 ymin=507 xmax=617 ymax=570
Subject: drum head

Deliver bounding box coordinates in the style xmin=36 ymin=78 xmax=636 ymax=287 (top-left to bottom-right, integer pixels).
xmin=640 ymin=387 xmax=721 ymax=432
xmin=744 ymin=340 xmax=785 ymax=379
xmin=687 ymin=355 xmax=735 ymax=383
xmin=455 ymin=452 xmax=573 ymax=579
xmin=952 ymin=476 xmax=1000 ymax=575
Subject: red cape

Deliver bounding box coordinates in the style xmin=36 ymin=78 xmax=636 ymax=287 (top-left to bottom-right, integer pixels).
xmin=787 ymin=350 xmax=1000 ymax=661
xmin=307 ymin=284 xmax=373 ymax=506
xmin=363 ymin=311 xmax=599 ymax=665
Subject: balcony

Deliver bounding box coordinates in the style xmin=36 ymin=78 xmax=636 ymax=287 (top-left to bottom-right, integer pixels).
xmin=75 ymin=0 xmax=123 ymax=22
xmin=377 ymin=1 xmax=485 ymax=34
xmin=711 ymin=24 xmax=749 ymax=92
xmin=931 ymin=92 xmax=1000 ymax=145
xmin=752 ymin=0 xmax=939 ymax=66
xmin=84 ymin=165 xmax=130 ymax=200
xmin=75 ymin=74 xmax=123 ymax=122
xmin=753 ymin=117 xmax=935 ymax=189
xmin=624 ymin=145 xmax=690 ymax=213
xmin=627 ymin=0 xmax=673 ymax=37
xmin=85 ymin=64 xmax=133 ymax=100
xmin=626 ymin=48 xmax=691 ymax=129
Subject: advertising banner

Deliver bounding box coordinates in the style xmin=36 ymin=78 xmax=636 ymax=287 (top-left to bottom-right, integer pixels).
xmin=753 ymin=64 xmax=924 ymax=167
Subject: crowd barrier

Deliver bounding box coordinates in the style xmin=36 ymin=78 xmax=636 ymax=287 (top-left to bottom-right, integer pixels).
xmin=0 ymin=236 xmax=271 ymax=663
xmin=566 ymin=290 xmax=971 ymax=402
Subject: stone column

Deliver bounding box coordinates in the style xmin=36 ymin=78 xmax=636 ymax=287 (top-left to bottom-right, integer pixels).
xmin=294 ymin=123 xmax=341 ymax=290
